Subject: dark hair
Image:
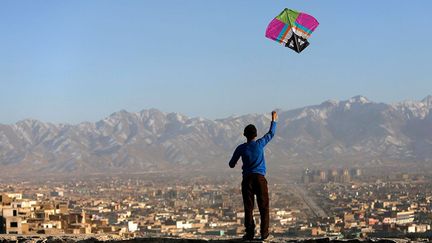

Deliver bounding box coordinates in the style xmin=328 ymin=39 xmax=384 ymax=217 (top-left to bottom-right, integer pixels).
xmin=244 ymin=124 xmax=257 ymax=140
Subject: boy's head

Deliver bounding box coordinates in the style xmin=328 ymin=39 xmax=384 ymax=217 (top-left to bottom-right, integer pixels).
xmin=244 ymin=124 xmax=257 ymax=141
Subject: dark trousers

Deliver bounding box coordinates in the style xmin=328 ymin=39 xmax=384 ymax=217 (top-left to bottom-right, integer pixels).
xmin=242 ymin=173 xmax=269 ymax=237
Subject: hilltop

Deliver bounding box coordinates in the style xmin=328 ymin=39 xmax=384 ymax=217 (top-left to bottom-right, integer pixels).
xmin=0 ymin=235 xmax=418 ymax=243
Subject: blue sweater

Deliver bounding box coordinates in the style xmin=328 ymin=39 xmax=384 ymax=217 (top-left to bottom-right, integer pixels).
xmin=229 ymin=121 xmax=277 ymax=176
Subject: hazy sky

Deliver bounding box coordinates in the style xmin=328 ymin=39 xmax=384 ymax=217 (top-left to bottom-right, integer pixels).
xmin=1 ymin=1 xmax=431 ymax=124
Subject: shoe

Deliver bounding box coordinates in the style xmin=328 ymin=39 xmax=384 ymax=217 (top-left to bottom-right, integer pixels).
xmin=242 ymin=233 xmax=254 ymax=241
xmin=260 ymin=234 xmax=274 ymax=242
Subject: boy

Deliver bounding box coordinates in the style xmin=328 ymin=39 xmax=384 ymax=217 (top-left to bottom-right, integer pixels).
xmin=228 ymin=111 xmax=277 ymax=240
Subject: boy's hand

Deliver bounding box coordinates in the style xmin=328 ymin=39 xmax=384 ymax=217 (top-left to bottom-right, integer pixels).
xmin=272 ymin=111 xmax=278 ymax=121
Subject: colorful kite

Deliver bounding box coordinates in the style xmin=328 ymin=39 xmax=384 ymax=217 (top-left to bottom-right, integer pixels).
xmin=265 ymin=8 xmax=319 ymax=53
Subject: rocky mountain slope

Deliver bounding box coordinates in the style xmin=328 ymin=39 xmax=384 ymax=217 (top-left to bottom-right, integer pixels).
xmin=1 ymin=96 xmax=431 ymax=174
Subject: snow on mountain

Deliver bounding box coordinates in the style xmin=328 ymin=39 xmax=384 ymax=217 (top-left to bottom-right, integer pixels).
xmin=1 ymin=95 xmax=432 ymax=174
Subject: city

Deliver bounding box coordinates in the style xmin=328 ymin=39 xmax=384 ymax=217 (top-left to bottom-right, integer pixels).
xmin=1 ymin=168 xmax=431 ymax=240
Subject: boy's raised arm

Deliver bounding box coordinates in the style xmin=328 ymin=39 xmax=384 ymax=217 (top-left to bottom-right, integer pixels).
xmin=257 ymin=111 xmax=278 ymax=147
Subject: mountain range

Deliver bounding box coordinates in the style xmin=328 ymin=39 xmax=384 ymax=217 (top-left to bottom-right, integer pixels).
xmin=1 ymin=95 xmax=432 ymax=175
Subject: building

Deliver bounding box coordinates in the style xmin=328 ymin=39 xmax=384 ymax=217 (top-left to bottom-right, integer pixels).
xmin=396 ymin=211 xmax=415 ymax=225
xmin=1 ymin=207 xmax=22 ymax=234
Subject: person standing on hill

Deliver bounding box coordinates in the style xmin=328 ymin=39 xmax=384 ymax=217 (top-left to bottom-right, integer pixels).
xmin=228 ymin=111 xmax=278 ymax=241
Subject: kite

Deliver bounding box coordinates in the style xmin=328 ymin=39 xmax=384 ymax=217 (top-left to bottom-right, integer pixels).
xmin=265 ymin=8 xmax=319 ymax=53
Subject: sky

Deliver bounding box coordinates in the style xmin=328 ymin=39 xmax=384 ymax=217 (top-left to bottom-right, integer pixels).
xmin=1 ymin=1 xmax=431 ymax=124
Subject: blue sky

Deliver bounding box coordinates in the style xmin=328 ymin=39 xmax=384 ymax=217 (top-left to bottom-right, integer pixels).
xmin=1 ymin=1 xmax=431 ymax=124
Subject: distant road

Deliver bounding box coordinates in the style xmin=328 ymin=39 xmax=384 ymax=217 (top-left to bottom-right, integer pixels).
xmin=270 ymin=174 xmax=328 ymax=218
xmin=290 ymin=184 xmax=328 ymax=219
